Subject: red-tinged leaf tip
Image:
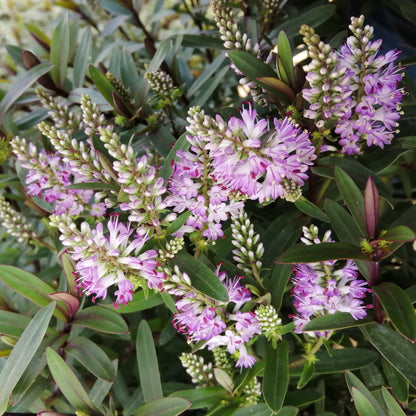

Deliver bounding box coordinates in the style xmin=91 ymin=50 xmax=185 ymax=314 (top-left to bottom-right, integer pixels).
xmin=364 ymin=176 xmax=379 ymax=239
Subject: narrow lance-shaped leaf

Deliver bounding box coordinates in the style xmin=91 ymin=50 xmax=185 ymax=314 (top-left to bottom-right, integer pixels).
xmin=360 ymin=323 xmax=416 ymax=389
xmin=50 ymin=14 xmax=70 ymax=88
xmin=135 ymin=397 xmax=191 ymax=416
xmin=373 ymin=282 xmax=416 ymax=340
xmin=277 ymin=31 xmax=296 ymax=90
xmin=0 ymin=303 xmax=55 ymax=413
xmin=136 ymin=319 xmax=163 ymax=403
xmin=0 ymin=63 xmax=54 ymax=126
xmin=46 ymin=347 xmax=101 ymax=414
xmin=263 ymin=341 xmax=289 ymax=412
xmin=334 ymin=166 xmax=367 ymax=237
xmin=278 ymin=242 xmax=369 ymax=264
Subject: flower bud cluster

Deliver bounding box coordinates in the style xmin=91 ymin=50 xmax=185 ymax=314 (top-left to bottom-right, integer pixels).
xmin=179 ymin=353 xmax=214 ymax=386
xmin=145 ymin=70 xmax=175 ymax=100
xmin=36 ymin=88 xmax=81 ymax=131
xmin=0 ymin=194 xmax=37 ymax=243
xmin=255 ymin=304 xmax=282 ymax=347
xmin=231 ymin=212 xmax=264 ymax=278
xmin=106 ymin=72 xmax=131 ymax=103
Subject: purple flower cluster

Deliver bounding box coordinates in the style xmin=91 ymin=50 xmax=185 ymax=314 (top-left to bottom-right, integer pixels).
xmin=11 ymin=138 xmax=105 ymax=216
xmin=290 ymin=226 xmax=371 ymax=334
xmin=168 ymin=265 xmax=260 ymax=368
xmin=302 ymin=16 xmax=404 ymax=155
xmin=167 ymin=105 xmax=315 ymax=239
xmin=50 ymin=214 xmax=165 ymax=307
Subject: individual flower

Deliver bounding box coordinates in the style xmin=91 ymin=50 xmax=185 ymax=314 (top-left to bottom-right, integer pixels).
xmin=290 ymin=225 xmax=371 ymax=334
xmin=50 ymin=215 xmax=165 ymax=307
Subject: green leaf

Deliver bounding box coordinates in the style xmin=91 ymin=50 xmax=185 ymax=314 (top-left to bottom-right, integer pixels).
xmin=0 ymin=303 xmax=55 ymax=413
xmin=324 ymin=199 xmax=361 ymax=244
xmin=181 ymin=34 xmax=224 ymax=49
xmin=381 ymin=386 xmax=407 ymax=416
xmin=46 ymin=347 xmax=101 ymax=414
xmin=0 ymin=265 xmax=67 ymax=321
xmin=275 ymin=5 xmax=336 ymax=38
xmin=173 ymin=251 xmax=228 ymax=302
xmin=291 ymin=349 xmax=378 ymax=376
xmin=0 ymin=63 xmax=54 ymax=126
xmin=284 ymin=389 xmax=322 ymax=407
xmin=213 ymin=368 xmax=233 ymax=393
xmin=231 ymin=403 xmax=274 ymax=416
xmin=66 ymin=337 xmax=116 ymax=381
xmin=277 ymin=31 xmax=296 ymax=90
xmin=380 ymin=226 xmax=415 ymax=242
xmin=0 ymin=311 xmax=31 ymax=338
xmin=170 ymin=387 xmax=227 ymax=410
xmin=350 ymin=387 xmax=382 ymax=416
xmin=334 ymin=166 xmax=367 ymax=236
xmin=137 ymin=319 xmax=163 ymax=403
xmin=270 ymin=264 xmax=292 ymax=312
xmin=73 ymin=28 xmax=92 ymax=88
xmin=278 ymin=242 xmax=369 ymax=263
xmin=346 ymin=371 xmax=387 ymax=416
xmin=263 ymin=341 xmax=289 ymax=413
xmin=381 ymin=358 xmax=408 ymax=403
xmin=228 ymin=50 xmax=277 ymax=81
xmin=117 ymin=290 xmax=164 ymax=314
xmin=297 ymin=361 xmax=315 ymax=389
xmin=256 ymin=76 xmax=295 ymax=101
xmin=50 ymin=15 xmax=70 ymax=88
xmin=135 ymin=397 xmax=191 ymax=416
xmin=89 ymin=65 xmax=117 ymax=107
xmin=295 ymin=197 xmax=329 ymax=223
xmin=360 ymin=323 xmax=416 ymax=388
xmin=303 ymin=312 xmax=373 ymax=331
xmin=73 ymin=305 xmax=129 ymax=334
xmin=159 ymin=132 xmax=190 ymax=181
xmin=373 ymin=282 xmax=416 ymax=340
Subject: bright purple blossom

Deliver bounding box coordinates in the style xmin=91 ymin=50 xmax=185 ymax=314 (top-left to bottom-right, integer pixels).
xmin=291 ymin=227 xmax=371 ymax=334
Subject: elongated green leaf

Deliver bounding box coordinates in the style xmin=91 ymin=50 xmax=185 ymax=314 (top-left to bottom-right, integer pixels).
xmin=380 ymin=226 xmax=415 ymax=242
xmin=360 ymin=324 xmax=416 ymax=388
xmin=50 ymin=15 xmax=70 ymax=88
xmin=334 ymin=166 xmax=367 ymax=236
xmin=285 ymin=389 xmax=322 ymax=407
xmin=297 ymin=361 xmax=315 ymax=389
xmin=345 ymin=371 xmax=387 ymax=416
xmin=73 ymin=305 xmax=128 ymax=334
xmin=231 ymin=403 xmax=275 ymax=416
xmin=0 ymin=265 xmax=66 ymax=321
xmin=137 ymin=319 xmax=163 ymax=403
xmin=277 ymin=31 xmax=296 ymax=90
xmin=173 ymin=251 xmax=228 ymax=302
xmin=135 ymin=397 xmax=191 ymax=416
xmin=290 ymin=349 xmax=378 ymax=376
xmin=350 ymin=388 xmax=381 ymax=416
xmin=270 ymin=264 xmax=292 ymax=312
xmin=381 ymin=358 xmax=408 ymax=403
xmin=0 ymin=63 xmax=54 ymax=126
xmin=46 ymin=347 xmax=101 ymax=414
xmin=25 ymin=23 xmax=51 ymax=48
xmin=303 ymin=312 xmax=373 ymax=331
xmin=170 ymin=387 xmax=227 ymax=410
xmin=373 ymin=282 xmax=416 ymax=340
xmin=381 ymin=386 xmax=407 ymax=416
xmin=295 ymin=197 xmax=329 ymax=223
xmin=263 ymin=342 xmax=289 ymax=412
xmin=0 ymin=302 xmax=55 ymax=413
xmin=117 ymin=291 xmax=164 ymax=314
xmin=73 ymin=28 xmax=91 ymax=88
xmin=89 ymin=65 xmax=117 ymax=106
xmin=66 ymin=337 xmax=116 ymax=381
xmin=256 ymin=76 xmax=295 ymax=100
xmin=159 ymin=132 xmax=190 ymax=181
xmin=228 ymin=50 xmax=276 ymax=79
xmin=324 ymin=199 xmax=361 ymax=244
xmin=181 ymin=34 xmax=224 ymax=49
xmin=278 ymin=242 xmax=369 ymax=263
xmin=0 ymin=311 xmax=31 ymax=338
xmin=90 ymin=360 xmax=118 ymax=407
xmin=275 ymin=5 xmax=336 ymax=38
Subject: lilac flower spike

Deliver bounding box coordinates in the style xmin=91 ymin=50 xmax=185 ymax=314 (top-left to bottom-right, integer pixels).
xmin=50 ymin=214 xmax=165 ymax=307
xmin=291 ymin=225 xmax=371 ymax=334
